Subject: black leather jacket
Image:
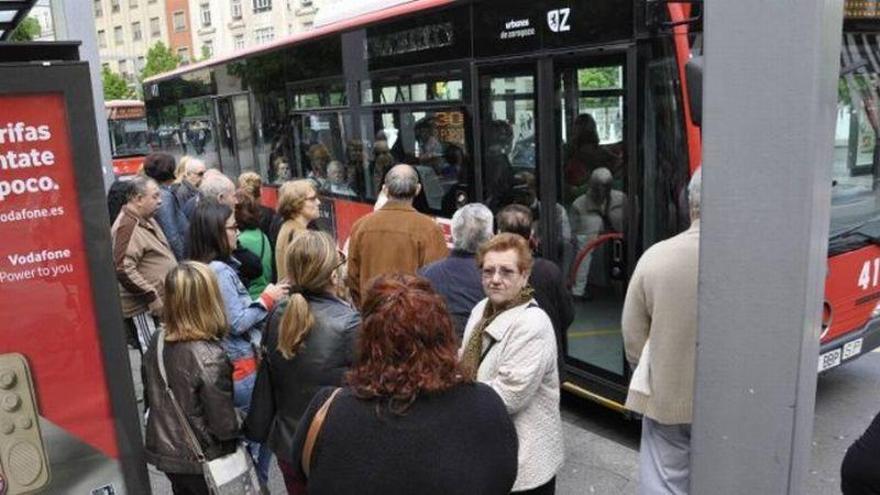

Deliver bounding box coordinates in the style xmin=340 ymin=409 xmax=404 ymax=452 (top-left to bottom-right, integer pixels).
xmin=245 ymin=292 xmax=359 ymax=462
xmin=143 ymin=335 xmax=240 ymax=474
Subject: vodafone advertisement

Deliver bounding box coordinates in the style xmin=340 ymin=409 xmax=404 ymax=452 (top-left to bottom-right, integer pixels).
xmin=0 ymin=93 xmax=138 ymax=494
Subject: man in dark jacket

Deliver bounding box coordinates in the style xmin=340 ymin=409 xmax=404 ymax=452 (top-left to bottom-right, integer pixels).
xmin=143 ymin=153 xmax=188 ymax=260
xmin=496 ymin=204 xmax=575 ymax=367
xmin=419 ymin=203 xmax=494 ymax=339
xmin=172 ymin=156 xmax=206 ymax=207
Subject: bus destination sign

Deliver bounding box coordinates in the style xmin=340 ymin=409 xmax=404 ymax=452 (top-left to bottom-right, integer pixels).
xmin=846 ymin=0 xmax=880 ymax=18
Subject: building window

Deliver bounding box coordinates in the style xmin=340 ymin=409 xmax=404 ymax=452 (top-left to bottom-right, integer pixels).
xmin=254 ymin=26 xmax=274 ymax=44
xmin=94 ymin=0 xmax=103 ymax=17
xmin=110 ymin=0 xmax=119 ymax=13
xmin=136 ymin=56 xmax=145 ymax=73
xmin=173 ymin=11 xmax=186 ymax=32
xmin=129 ymin=0 xmax=138 ymax=8
xmin=113 ymin=26 xmax=123 ymax=45
xmin=301 ymin=0 xmax=312 ymax=7
xmin=97 ymin=29 xmax=106 ymax=48
xmin=177 ymin=47 xmax=190 ymax=64
xmin=202 ymin=40 xmax=213 ymax=58
xmin=231 ymin=0 xmax=242 ymax=19
xmin=253 ymin=0 xmax=271 ymax=13
xmin=131 ymin=21 xmax=142 ymax=41
xmin=150 ymin=17 xmax=160 ymax=37
xmin=200 ymin=3 xmax=212 ymax=27
xmin=118 ymin=59 xmax=128 ymax=79
xmin=233 ymin=34 xmax=245 ymax=49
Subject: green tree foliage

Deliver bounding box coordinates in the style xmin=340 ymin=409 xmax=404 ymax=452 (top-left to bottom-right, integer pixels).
xmin=9 ymin=17 xmax=41 ymax=42
xmin=102 ymin=66 xmax=136 ymax=100
xmin=141 ymin=42 xmax=181 ymax=80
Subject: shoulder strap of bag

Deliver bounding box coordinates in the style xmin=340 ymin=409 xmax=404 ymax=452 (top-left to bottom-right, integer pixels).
xmin=301 ymin=387 xmax=342 ymax=478
xmin=157 ymin=331 xmax=208 ymax=462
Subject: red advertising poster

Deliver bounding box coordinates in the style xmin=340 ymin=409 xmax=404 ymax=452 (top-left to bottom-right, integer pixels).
xmin=0 ymin=94 xmax=127 ymax=493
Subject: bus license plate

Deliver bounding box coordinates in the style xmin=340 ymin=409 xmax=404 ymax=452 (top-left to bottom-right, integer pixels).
xmin=843 ymin=338 xmax=864 ymax=361
xmin=818 ymin=348 xmax=842 ymax=372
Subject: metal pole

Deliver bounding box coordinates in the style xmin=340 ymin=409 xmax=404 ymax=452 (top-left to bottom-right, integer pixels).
xmin=50 ymin=0 xmax=116 ymax=189
xmin=691 ymin=0 xmax=843 ymax=493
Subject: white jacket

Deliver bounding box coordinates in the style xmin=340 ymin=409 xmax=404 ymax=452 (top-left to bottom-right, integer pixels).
xmin=461 ymin=298 xmax=565 ymax=491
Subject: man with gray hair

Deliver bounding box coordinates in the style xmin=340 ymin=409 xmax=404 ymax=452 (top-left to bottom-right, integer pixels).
xmin=172 ymin=156 xmax=206 ymax=207
xmin=622 ymin=167 xmax=702 ymax=495
xmin=347 ymin=164 xmax=448 ymax=306
xmin=419 ymin=203 xmax=494 ymax=338
xmin=182 ymin=168 xmax=237 ymax=218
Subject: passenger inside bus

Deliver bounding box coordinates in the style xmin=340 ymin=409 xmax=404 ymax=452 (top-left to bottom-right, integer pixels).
xmin=509 ymin=171 xmax=574 ymax=273
xmin=484 ymin=120 xmax=516 ymax=210
xmin=570 ymin=167 xmax=627 ymax=299
xmin=307 ymin=143 xmax=332 ymax=186
xmin=564 ymin=113 xmax=622 ymax=201
xmin=345 ymin=139 xmax=368 ymax=197
xmin=326 ymin=160 xmax=357 ymax=197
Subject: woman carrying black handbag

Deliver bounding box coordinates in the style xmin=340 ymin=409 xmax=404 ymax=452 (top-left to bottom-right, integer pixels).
xmin=244 ymin=230 xmax=359 ymax=494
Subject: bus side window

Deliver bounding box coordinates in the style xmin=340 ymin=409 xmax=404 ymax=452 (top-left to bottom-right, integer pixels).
xmin=363 ymin=109 xmax=472 ymax=217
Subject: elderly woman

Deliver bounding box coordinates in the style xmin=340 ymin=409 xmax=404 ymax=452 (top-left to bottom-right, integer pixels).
xmin=275 ymin=179 xmax=321 ymax=279
xmin=460 ymin=233 xmax=565 ymax=495
xmin=290 ymin=274 xmax=518 ymax=494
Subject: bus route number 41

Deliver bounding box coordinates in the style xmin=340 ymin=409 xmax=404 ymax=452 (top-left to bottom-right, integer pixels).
xmin=857 ymin=258 xmax=880 ymax=290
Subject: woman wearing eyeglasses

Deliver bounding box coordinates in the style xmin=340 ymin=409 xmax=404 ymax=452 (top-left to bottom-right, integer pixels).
xmin=244 ymin=230 xmax=358 ymax=495
xmin=274 ymin=179 xmax=322 ymax=281
xmin=188 ymin=200 xmax=289 ymax=484
xmin=460 ymin=233 xmax=565 ymax=495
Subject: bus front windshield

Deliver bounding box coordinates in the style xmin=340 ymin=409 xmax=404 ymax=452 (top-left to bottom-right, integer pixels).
xmin=109 ymin=119 xmax=149 ymax=158
xmin=833 ymin=34 xmax=880 ymax=236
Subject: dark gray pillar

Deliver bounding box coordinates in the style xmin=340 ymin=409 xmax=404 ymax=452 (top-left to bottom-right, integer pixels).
xmin=692 ymin=0 xmax=843 ymax=493
xmin=51 ymin=0 xmax=115 ymax=189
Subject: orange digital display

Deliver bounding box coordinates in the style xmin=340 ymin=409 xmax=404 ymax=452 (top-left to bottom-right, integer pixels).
xmin=846 ymin=0 xmax=880 ymax=19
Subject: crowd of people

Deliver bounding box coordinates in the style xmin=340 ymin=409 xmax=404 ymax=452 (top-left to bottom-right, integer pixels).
xmin=107 ymin=152 xmax=880 ymax=495
xmin=109 ymin=153 xmax=568 ymax=494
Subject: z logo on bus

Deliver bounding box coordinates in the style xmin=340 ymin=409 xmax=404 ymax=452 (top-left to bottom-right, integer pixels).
xmin=547 ymin=8 xmax=571 ymax=33
xmin=857 ymin=257 xmax=880 ymax=290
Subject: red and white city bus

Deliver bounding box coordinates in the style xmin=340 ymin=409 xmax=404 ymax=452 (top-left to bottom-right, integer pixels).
xmin=142 ymin=0 xmax=880 ymax=410
xmin=105 ymin=99 xmax=149 ymax=176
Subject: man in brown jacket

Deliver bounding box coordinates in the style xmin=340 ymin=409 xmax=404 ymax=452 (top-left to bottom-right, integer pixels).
xmin=622 ymin=168 xmax=701 ymax=495
xmin=111 ymin=176 xmax=177 ymax=352
xmin=347 ymin=164 xmax=448 ymax=306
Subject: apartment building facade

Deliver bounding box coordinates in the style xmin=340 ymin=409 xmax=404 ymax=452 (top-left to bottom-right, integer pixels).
xmin=94 ymin=0 xmax=170 ymax=82
xmin=189 ymin=0 xmax=327 ymax=60
xmin=165 ymin=0 xmax=194 ymax=64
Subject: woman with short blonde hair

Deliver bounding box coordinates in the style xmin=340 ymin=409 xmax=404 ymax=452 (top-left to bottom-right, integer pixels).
xmin=245 ymin=230 xmax=358 ymax=494
xmin=275 ymin=179 xmax=321 ymax=279
xmin=143 ymin=261 xmax=239 ymax=494
xmin=238 ymin=171 xmax=263 ymax=199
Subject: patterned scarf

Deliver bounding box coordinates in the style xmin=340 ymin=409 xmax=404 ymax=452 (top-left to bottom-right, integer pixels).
xmin=461 ymin=286 xmax=535 ymax=380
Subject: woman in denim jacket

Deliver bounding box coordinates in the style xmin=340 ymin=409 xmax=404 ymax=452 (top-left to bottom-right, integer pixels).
xmin=189 ymin=199 xmax=288 ymax=483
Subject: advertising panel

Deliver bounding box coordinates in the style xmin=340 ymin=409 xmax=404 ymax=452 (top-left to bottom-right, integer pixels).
xmin=0 ymin=81 xmax=144 ymax=493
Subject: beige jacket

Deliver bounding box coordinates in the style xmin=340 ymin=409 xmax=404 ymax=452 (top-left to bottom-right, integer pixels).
xmin=111 ymin=205 xmax=177 ymax=318
xmin=623 ymin=220 xmax=700 ymax=425
xmin=461 ymin=299 xmax=564 ymax=491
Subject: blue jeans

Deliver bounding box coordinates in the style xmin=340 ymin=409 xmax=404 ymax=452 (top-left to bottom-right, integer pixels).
xmin=233 ymin=372 xmax=272 ymax=483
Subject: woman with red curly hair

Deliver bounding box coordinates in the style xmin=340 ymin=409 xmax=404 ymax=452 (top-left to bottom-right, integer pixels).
xmin=290 ymin=273 xmax=518 ymax=495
